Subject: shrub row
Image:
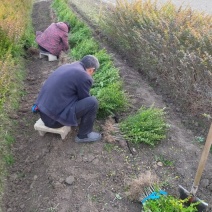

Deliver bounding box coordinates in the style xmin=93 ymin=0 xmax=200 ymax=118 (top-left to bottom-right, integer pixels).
xmin=0 ymin=0 xmax=34 ymax=205
xmin=99 ymin=0 xmax=212 ymax=132
xmin=0 ymin=0 xmax=35 ymax=109
xmin=51 ymin=0 xmax=169 ymax=145
xmin=51 ymin=0 xmax=128 ymax=118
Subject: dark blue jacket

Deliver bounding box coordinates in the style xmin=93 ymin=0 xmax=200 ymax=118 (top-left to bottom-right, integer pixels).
xmin=36 ymin=62 xmax=93 ymax=126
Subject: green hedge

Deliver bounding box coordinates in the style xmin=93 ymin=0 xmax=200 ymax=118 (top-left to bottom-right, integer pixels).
xmin=52 ymin=0 xmax=128 ymax=117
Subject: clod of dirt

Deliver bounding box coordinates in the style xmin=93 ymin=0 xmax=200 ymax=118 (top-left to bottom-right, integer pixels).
xmin=65 ymin=176 xmax=75 ymax=185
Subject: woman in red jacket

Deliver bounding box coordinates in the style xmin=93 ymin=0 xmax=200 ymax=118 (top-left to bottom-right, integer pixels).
xmin=36 ymin=22 xmax=70 ymax=57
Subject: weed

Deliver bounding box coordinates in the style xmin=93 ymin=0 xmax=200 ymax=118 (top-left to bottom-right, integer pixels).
xmin=88 ymin=194 xmax=101 ymax=202
xmin=0 ymin=0 xmax=33 ymax=202
xmin=3 ymin=154 xmax=14 ymax=166
xmin=17 ymin=171 xmax=26 ymax=178
xmin=195 ymin=136 xmax=205 ymax=143
xmin=104 ymin=143 xmax=114 ymax=152
xmin=47 ymin=203 xmax=59 ymax=212
xmin=4 ymin=133 xmax=15 ymax=147
xmin=114 ymin=193 xmax=122 ymax=200
xmin=154 ymin=155 xmax=174 ymax=167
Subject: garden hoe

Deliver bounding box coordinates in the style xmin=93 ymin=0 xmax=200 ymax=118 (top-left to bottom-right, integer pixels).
xmin=179 ymin=123 xmax=212 ymax=212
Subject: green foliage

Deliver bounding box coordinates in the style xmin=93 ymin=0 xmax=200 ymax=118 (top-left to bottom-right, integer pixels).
xmin=4 ymin=133 xmax=15 ymax=147
xmin=0 ymin=27 xmax=13 ymax=59
xmin=70 ymin=26 xmax=92 ymax=47
xmin=100 ymin=0 xmax=212 ymax=126
xmin=52 ymin=0 xmax=128 ymax=118
xmin=71 ymin=38 xmax=99 ymax=60
xmin=21 ymin=21 xmax=37 ymax=49
xmin=195 ymin=136 xmax=205 ymax=143
xmin=72 ymin=21 xmax=87 ymax=33
xmin=92 ymin=66 xmax=120 ymax=90
xmin=3 ymin=154 xmax=15 ymax=166
xmin=94 ymin=82 xmax=128 ymax=118
xmin=120 ymin=106 xmax=167 ymax=146
xmin=154 ymin=154 xmax=174 ymax=166
xmin=104 ymin=143 xmax=115 ymax=153
xmin=143 ymin=195 xmax=198 ymax=212
xmin=94 ymin=49 xmax=113 ymax=65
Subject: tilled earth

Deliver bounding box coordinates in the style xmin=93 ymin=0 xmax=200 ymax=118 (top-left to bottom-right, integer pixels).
xmin=2 ymin=0 xmax=212 ymax=212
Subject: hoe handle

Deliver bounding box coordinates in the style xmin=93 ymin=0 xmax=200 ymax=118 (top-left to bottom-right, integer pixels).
xmin=191 ymin=123 xmax=212 ymax=195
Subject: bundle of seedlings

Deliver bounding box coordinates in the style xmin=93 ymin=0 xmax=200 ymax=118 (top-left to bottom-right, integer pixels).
xmin=125 ymin=171 xmax=160 ymax=203
xmin=102 ymin=115 xmax=122 ymax=143
xmin=125 ymin=171 xmax=198 ymax=211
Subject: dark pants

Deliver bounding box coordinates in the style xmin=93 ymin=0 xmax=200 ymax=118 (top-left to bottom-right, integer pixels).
xmin=38 ymin=45 xmax=49 ymax=53
xmin=40 ymin=96 xmax=98 ymax=138
xmin=75 ymin=96 xmax=98 ymax=138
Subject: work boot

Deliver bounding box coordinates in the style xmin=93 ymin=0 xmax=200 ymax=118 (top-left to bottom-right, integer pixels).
xmin=75 ymin=132 xmax=102 ymax=143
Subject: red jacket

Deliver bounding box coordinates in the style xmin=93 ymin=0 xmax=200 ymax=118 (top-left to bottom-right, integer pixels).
xmin=36 ymin=22 xmax=69 ymax=56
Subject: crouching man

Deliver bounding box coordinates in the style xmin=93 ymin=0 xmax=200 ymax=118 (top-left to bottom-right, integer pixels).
xmin=34 ymin=55 xmax=102 ymax=143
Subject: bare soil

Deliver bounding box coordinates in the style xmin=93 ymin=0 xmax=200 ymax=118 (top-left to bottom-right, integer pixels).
xmin=2 ymin=0 xmax=212 ymax=212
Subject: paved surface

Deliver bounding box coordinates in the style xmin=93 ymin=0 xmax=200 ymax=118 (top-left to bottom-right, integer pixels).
xmin=104 ymin=0 xmax=212 ymax=14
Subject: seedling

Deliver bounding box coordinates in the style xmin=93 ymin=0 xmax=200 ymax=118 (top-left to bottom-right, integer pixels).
xmin=154 ymin=155 xmax=174 ymax=167
xmin=104 ymin=143 xmax=114 ymax=152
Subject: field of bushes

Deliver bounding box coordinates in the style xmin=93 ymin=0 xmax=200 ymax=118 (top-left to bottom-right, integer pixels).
xmin=51 ymin=0 xmax=201 ymax=210
xmin=69 ymin=0 xmax=212 ymax=135
xmin=0 ymin=0 xmax=211 ymax=211
xmin=0 ymin=0 xmax=34 ymax=206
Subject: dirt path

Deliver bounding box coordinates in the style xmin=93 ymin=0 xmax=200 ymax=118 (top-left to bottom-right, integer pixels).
xmin=2 ymin=0 xmax=212 ymax=212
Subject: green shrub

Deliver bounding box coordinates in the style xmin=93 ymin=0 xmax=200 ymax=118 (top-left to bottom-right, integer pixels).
xmin=92 ymin=67 xmax=120 ymax=90
xmin=120 ymin=106 xmax=168 ymax=146
xmin=71 ymin=38 xmax=99 ymax=60
xmin=72 ymin=21 xmax=87 ymax=33
xmin=0 ymin=28 xmax=14 ymax=59
xmin=70 ymin=26 xmax=92 ymax=47
xmin=94 ymin=82 xmax=128 ymax=117
xmin=100 ymin=0 xmax=212 ymax=131
xmin=94 ymin=49 xmax=113 ymax=65
xmin=52 ymin=0 xmax=128 ymax=118
xmin=143 ymin=195 xmax=198 ymax=212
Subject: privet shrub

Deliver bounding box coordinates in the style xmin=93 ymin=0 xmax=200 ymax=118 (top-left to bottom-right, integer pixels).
xmin=52 ymin=0 xmax=128 ymax=117
xmin=71 ymin=38 xmax=99 ymax=60
xmin=0 ymin=0 xmax=35 ymax=108
xmin=100 ymin=0 xmax=212 ymax=131
xmin=0 ymin=0 xmax=34 ymax=205
xmin=120 ymin=106 xmax=168 ymax=146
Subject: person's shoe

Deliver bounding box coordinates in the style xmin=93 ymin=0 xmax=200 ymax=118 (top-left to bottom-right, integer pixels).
xmin=75 ymin=132 xmax=102 ymax=143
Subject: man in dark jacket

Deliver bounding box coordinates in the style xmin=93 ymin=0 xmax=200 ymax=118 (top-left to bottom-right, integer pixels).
xmin=35 ymin=55 xmax=101 ymax=143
